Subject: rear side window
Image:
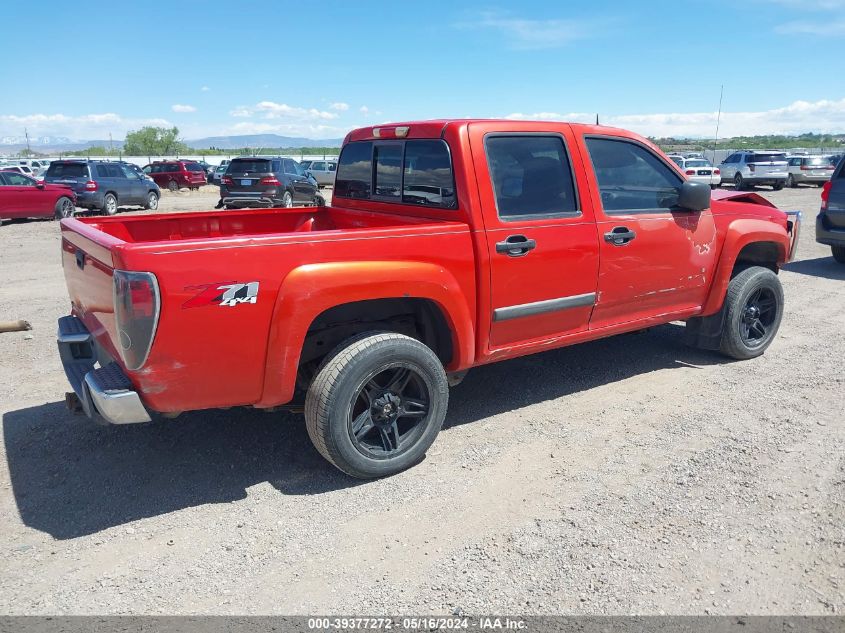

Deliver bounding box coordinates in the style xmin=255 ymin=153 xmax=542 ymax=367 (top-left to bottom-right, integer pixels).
xmin=485 ymin=135 xmax=577 ymax=219
xmin=335 ymin=140 xmax=456 ymax=208
xmin=586 ymin=137 xmax=682 ymax=213
xmin=46 ymin=162 xmax=88 ymax=178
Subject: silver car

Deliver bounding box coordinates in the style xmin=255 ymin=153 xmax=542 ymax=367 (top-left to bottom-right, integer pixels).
xmin=303 ymin=159 xmax=337 ymax=188
xmin=785 ymin=155 xmax=836 ymax=188
xmin=719 ymin=151 xmax=788 ymax=190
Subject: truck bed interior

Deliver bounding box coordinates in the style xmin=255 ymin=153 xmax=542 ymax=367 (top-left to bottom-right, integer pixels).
xmin=80 ymin=206 xmax=437 ymax=243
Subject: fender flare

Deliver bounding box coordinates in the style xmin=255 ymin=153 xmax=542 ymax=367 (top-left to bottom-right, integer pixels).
xmin=256 ymin=260 xmax=476 ymax=407
xmin=701 ymin=218 xmax=789 ymax=315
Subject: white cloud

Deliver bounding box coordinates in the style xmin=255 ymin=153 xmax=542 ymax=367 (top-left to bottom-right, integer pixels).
xmin=457 ymin=11 xmax=605 ymax=50
xmin=330 ymin=102 xmax=349 ymax=111
xmin=201 ymin=86 xmax=210 ymax=92
xmin=503 ymin=98 xmax=845 ymax=137
xmin=230 ymin=101 xmax=339 ymax=121
xmin=171 ymin=104 xmax=197 ymax=113
xmin=360 ymin=106 xmax=369 ymax=114
xmin=0 ymin=112 xmax=172 ymax=140
xmin=775 ymin=19 xmax=845 ymax=35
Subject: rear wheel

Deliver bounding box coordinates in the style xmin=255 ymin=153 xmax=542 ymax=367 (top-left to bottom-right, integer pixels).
xmin=734 ymin=173 xmax=745 ymax=191
xmin=281 ymin=190 xmax=293 ymax=208
xmin=305 ymin=333 xmax=449 ymax=479
xmin=719 ymin=266 xmax=784 ymax=360
xmin=54 ymin=196 xmax=75 ymax=219
xmin=168 ymin=180 xmax=178 ymax=192
xmin=144 ymin=191 xmax=159 ymax=210
xmin=102 ymin=193 xmax=118 ymax=216
xmin=832 ymin=246 xmax=845 ymax=264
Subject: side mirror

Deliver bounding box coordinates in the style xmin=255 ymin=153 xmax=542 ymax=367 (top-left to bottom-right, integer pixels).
xmin=36 ymin=182 xmax=45 ymax=189
xmin=677 ymin=180 xmax=710 ymax=212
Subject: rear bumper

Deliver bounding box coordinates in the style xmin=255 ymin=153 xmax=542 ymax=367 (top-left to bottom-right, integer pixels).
xmin=816 ymin=211 xmax=845 ymax=247
xmin=75 ymin=191 xmax=104 ymax=208
xmin=222 ymin=195 xmax=277 ymax=208
xmin=57 ymin=315 xmax=151 ymax=425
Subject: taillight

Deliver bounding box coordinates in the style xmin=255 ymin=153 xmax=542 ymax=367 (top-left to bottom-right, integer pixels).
xmin=685 ymin=169 xmax=695 ymax=176
xmin=748 ymin=164 xmax=756 ymax=172
xmin=821 ymin=181 xmax=832 ymax=210
xmin=260 ymin=177 xmax=281 ymax=185
xmin=222 ymin=176 xmax=233 ymax=185
xmin=714 ymin=169 xmax=720 ymax=175
xmin=113 ymin=270 xmax=160 ymax=370
xmin=85 ymin=180 xmax=98 ymax=191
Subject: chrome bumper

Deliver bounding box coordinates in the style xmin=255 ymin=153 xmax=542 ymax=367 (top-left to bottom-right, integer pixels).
xmin=57 ymin=316 xmax=151 ymax=425
xmin=786 ymin=210 xmax=802 ymax=262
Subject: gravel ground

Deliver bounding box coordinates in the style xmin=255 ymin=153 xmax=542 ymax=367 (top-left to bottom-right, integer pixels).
xmin=0 ymin=184 xmax=843 ymax=615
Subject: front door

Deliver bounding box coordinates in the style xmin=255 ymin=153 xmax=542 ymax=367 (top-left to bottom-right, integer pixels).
xmin=468 ymin=123 xmax=600 ymax=350
xmin=0 ymin=172 xmax=38 ymax=217
xmin=577 ymin=135 xmax=718 ymax=329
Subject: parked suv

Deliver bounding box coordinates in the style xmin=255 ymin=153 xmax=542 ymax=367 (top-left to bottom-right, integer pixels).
xmin=786 ymin=155 xmax=836 ymax=188
xmin=817 ymin=159 xmax=845 ymax=263
xmin=144 ymin=160 xmax=207 ymax=191
xmin=44 ymin=160 xmax=161 ymax=215
xmin=302 ymin=159 xmax=337 ymax=188
xmin=719 ymin=151 xmax=788 ymax=190
xmin=218 ymin=156 xmax=323 ymax=209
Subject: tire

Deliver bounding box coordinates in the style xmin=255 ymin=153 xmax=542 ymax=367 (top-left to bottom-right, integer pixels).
xmin=315 ymin=193 xmax=326 ymax=207
xmin=102 ymin=193 xmax=118 ymax=216
xmin=832 ymin=246 xmax=845 ymax=264
xmin=718 ymin=266 xmax=784 ymax=360
xmin=772 ymin=182 xmax=784 ymax=191
xmin=281 ymin=190 xmax=293 ymax=208
xmin=710 ymin=184 xmax=718 ymax=190
xmin=144 ymin=191 xmax=159 ymax=210
xmin=54 ymin=196 xmax=75 ymax=220
xmin=734 ymin=173 xmax=745 ymax=191
xmin=305 ymin=332 xmax=449 ymax=479
xmin=168 ymin=180 xmax=178 ymax=192
xmin=786 ymin=174 xmax=797 ymax=188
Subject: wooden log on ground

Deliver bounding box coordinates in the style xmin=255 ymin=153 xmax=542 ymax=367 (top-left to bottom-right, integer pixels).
xmin=0 ymin=320 xmax=32 ymax=333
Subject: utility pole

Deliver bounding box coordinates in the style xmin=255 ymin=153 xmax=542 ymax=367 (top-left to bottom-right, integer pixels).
xmin=109 ymin=132 xmax=114 ymax=156
xmin=24 ymin=128 xmax=31 ymax=156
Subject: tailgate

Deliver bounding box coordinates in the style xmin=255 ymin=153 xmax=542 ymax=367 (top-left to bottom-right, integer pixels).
xmin=60 ymin=218 xmax=123 ymax=362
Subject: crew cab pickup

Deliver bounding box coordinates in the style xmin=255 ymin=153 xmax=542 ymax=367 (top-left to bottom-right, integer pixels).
xmin=57 ymin=120 xmax=801 ymax=478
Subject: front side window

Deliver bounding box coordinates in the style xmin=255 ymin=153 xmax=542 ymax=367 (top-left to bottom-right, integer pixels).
xmin=485 ymin=135 xmax=577 ymax=219
xmin=585 ymin=137 xmax=682 ymax=212
xmin=311 ymin=161 xmax=326 ymax=171
xmin=4 ymin=172 xmax=35 ymax=186
xmin=283 ymin=159 xmax=299 ymax=175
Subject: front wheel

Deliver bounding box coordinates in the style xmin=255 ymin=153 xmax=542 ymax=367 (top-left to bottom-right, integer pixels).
xmin=734 ymin=174 xmax=745 ymax=191
xmin=144 ymin=191 xmax=159 ymax=210
xmin=719 ymin=266 xmax=784 ymax=360
xmin=787 ymin=174 xmax=797 ymax=188
xmin=54 ymin=196 xmax=75 ymax=219
xmin=305 ymin=333 xmax=449 ymax=479
xmin=832 ymin=245 xmax=845 ymax=264
xmin=102 ymin=193 xmax=118 ymax=216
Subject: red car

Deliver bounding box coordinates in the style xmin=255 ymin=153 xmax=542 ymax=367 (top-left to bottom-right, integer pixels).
xmin=143 ymin=160 xmax=207 ymax=192
xmin=57 ymin=119 xmax=800 ymax=478
xmin=0 ymin=170 xmax=76 ymax=221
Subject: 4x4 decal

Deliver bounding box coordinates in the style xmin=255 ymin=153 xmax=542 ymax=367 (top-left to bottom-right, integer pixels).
xmin=183 ymin=281 xmax=259 ymax=308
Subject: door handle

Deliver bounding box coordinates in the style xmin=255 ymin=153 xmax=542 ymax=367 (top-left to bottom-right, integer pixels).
xmin=604 ymin=226 xmax=636 ymax=246
xmin=496 ymin=235 xmax=536 ymax=257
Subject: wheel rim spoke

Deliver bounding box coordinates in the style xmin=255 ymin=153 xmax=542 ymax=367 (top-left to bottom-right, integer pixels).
xmin=385 ymin=367 xmax=412 ymax=394
xmin=352 ymin=410 xmax=374 ymax=440
xmin=400 ymin=397 xmax=428 ymax=418
xmin=750 ymin=320 xmax=767 ymax=338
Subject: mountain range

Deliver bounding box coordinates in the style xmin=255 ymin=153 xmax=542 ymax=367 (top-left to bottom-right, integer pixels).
xmin=0 ymin=133 xmax=344 ymax=153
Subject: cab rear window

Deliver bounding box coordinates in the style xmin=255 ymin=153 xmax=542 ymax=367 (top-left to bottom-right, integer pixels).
xmin=335 ymin=140 xmax=457 ymax=208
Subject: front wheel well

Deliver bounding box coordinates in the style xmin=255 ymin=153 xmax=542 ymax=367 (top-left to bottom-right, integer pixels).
xmin=732 ymin=241 xmax=782 ymax=275
xmin=297 ymin=298 xmax=454 ymax=388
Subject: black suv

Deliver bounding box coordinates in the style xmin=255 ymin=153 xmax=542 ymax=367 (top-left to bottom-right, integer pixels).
xmin=817 ymin=157 xmax=845 ymax=264
xmin=43 ymin=160 xmax=161 ymax=215
xmin=218 ymin=156 xmax=323 ymax=209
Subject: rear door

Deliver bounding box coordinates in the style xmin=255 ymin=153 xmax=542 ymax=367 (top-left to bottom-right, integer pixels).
xmin=468 ymin=123 xmax=600 ymax=349
xmin=579 ymin=135 xmax=718 ymax=328
xmin=284 ymin=158 xmax=315 ymax=200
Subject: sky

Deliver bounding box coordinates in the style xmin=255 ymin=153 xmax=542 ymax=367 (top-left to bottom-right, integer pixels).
xmin=1 ymin=0 xmax=844 ymax=142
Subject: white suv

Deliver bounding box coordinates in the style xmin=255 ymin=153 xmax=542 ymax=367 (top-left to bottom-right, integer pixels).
xmin=719 ymin=151 xmax=788 ymax=191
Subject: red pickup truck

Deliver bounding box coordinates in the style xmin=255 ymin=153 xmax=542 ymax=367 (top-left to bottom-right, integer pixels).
xmin=57 ymin=120 xmax=801 ymax=478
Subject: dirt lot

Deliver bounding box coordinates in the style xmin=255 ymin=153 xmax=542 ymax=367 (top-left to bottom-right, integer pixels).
xmin=0 ymin=185 xmax=843 ymax=615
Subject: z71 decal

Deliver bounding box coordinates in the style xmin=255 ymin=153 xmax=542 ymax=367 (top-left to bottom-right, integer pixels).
xmin=183 ymin=281 xmax=260 ymax=309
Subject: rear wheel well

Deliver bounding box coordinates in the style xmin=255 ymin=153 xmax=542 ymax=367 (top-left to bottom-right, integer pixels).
xmin=732 ymin=241 xmax=781 ymax=275
xmin=297 ymin=298 xmax=454 ymax=390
